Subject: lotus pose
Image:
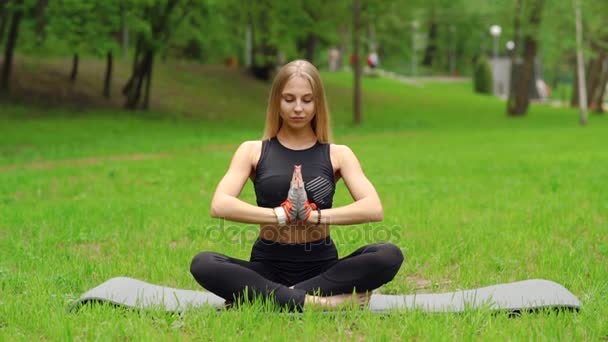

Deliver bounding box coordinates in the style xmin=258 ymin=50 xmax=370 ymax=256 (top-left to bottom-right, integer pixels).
xmin=190 ymin=60 xmax=403 ymax=310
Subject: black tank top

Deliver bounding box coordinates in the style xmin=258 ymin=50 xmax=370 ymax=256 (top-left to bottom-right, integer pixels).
xmin=254 ymin=137 xmax=335 ymax=209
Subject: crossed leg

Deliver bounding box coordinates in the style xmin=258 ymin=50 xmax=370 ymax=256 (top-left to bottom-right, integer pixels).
xmin=190 ymin=242 xmax=404 ymax=311
xmin=293 ymin=242 xmax=404 ymax=295
xmin=190 ymin=251 xmax=307 ymax=310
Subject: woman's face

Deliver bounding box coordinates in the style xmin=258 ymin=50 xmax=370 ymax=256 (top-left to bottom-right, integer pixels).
xmin=279 ymin=76 xmax=315 ymax=130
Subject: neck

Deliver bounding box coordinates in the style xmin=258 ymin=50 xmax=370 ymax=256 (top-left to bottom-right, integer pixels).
xmin=277 ymin=126 xmax=317 ymax=146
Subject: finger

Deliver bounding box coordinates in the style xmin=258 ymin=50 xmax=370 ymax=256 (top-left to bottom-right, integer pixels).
xmin=293 ymin=165 xmax=302 ymax=188
xmin=296 ymin=166 xmax=303 ymax=185
xmin=291 ymin=167 xmax=297 ymax=184
xmin=294 ymin=165 xmax=301 ymax=178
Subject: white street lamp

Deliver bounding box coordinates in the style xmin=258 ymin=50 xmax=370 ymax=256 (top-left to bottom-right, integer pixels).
xmin=506 ymin=40 xmax=515 ymax=51
xmin=490 ymin=25 xmax=502 ymax=58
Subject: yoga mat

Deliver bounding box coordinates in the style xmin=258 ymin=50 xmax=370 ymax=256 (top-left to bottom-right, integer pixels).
xmin=69 ymin=277 xmax=580 ymax=313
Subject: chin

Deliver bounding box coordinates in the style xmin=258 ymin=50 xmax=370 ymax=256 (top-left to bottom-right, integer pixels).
xmin=287 ymin=122 xmax=312 ymax=130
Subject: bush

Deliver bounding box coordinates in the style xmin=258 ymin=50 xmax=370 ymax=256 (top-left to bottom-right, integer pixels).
xmin=473 ymin=55 xmax=493 ymax=95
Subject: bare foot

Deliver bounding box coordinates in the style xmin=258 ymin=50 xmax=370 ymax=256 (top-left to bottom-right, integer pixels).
xmin=305 ymin=292 xmax=368 ymax=309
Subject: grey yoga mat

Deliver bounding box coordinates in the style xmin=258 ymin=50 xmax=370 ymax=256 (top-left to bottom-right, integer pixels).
xmin=69 ymin=277 xmax=580 ymax=313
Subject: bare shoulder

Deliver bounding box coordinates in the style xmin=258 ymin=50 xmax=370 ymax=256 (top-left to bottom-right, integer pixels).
xmin=238 ymin=140 xmax=262 ymax=153
xmin=330 ymin=143 xmax=356 ymax=161
xmin=237 ymin=140 xmax=263 ymax=167
xmin=329 ymin=144 xmax=358 ymax=174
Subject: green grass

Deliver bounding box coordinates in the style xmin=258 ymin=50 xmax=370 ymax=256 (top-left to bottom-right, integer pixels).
xmin=0 ymin=60 xmax=607 ymax=340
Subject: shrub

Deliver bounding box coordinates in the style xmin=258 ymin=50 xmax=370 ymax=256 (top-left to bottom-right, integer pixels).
xmin=473 ymin=55 xmax=493 ymax=95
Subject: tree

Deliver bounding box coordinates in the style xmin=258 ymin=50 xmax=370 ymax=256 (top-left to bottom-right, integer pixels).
xmin=1 ymin=0 xmax=26 ymax=93
xmin=507 ymin=0 xmax=545 ymax=116
xmin=579 ymin=0 xmax=608 ymax=114
xmin=32 ymin=0 xmax=47 ymax=41
xmin=0 ymin=0 xmax=8 ymax=45
xmin=574 ymin=0 xmax=587 ymax=125
xmin=122 ymin=0 xmax=197 ymax=109
xmin=45 ymin=0 xmax=120 ymax=98
xmin=352 ymin=0 xmax=362 ymax=125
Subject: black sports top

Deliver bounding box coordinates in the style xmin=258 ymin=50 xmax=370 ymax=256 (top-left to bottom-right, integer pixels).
xmin=254 ymin=137 xmax=335 ymax=209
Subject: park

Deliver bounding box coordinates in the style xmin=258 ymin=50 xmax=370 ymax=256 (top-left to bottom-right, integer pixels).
xmin=0 ymin=0 xmax=607 ymax=340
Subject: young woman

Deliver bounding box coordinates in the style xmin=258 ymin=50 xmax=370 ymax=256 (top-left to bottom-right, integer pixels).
xmin=190 ymin=60 xmax=403 ymax=311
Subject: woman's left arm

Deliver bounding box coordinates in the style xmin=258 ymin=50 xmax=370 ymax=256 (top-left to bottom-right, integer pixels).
xmin=307 ymin=144 xmax=383 ymax=225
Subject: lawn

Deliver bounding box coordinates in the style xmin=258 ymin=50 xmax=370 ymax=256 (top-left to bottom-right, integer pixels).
xmin=0 ymin=61 xmax=606 ymax=340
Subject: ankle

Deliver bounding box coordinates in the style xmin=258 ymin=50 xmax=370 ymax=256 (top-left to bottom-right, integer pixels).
xmin=304 ymin=294 xmax=325 ymax=307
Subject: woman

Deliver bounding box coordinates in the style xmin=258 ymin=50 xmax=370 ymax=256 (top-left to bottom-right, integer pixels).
xmin=190 ymin=60 xmax=403 ymax=311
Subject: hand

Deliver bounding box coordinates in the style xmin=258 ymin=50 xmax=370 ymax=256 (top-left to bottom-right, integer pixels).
xmin=280 ymin=167 xmax=299 ymax=223
xmin=291 ymin=165 xmax=317 ymax=222
xmin=280 ymin=165 xmax=317 ymax=223
xmin=280 ymin=165 xmax=304 ymax=223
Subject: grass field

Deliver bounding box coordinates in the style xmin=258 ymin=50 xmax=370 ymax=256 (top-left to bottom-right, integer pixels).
xmin=0 ymin=60 xmax=607 ymax=340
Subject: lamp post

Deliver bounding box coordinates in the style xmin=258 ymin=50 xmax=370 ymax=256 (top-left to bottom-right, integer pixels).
xmin=490 ymin=25 xmax=502 ymax=58
xmin=506 ymin=40 xmax=515 ymax=52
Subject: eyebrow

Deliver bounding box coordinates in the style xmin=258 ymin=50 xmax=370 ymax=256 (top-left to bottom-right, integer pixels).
xmin=282 ymin=92 xmax=313 ymax=97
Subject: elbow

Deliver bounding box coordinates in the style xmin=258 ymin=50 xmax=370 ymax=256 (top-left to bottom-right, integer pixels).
xmin=209 ymin=197 xmax=224 ymax=218
xmin=369 ymin=204 xmax=384 ymax=222
xmin=372 ymin=208 xmax=384 ymax=222
xmin=210 ymin=205 xmax=221 ymax=218
xmin=210 ymin=204 xmax=220 ymax=218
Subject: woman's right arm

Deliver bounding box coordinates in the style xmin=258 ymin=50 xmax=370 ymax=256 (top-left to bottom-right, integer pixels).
xmin=210 ymin=141 xmax=278 ymax=224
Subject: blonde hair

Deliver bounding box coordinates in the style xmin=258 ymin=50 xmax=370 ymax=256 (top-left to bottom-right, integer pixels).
xmin=262 ymin=60 xmax=333 ymax=143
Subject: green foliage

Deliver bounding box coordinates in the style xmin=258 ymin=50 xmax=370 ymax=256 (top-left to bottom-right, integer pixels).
xmin=473 ymin=55 xmax=493 ymax=94
xmin=4 ymin=0 xmax=608 ymax=88
xmin=41 ymin=0 xmax=120 ymax=56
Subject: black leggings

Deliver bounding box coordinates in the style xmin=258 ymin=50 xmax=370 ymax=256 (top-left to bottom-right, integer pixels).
xmin=190 ymin=237 xmax=404 ymax=311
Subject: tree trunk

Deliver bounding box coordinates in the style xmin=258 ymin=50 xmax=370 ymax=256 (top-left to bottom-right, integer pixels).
xmin=304 ymin=34 xmax=318 ymax=63
xmin=574 ymin=0 xmax=587 ymax=125
xmin=70 ymin=53 xmax=78 ymax=82
xmin=352 ymin=0 xmax=362 ymax=125
xmin=122 ymin=37 xmax=142 ymax=96
xmin=422 ymin=17 xmax=438 ymax=66
xmin=1 ymin=2 xmax=23 ymax=93
xmin=586 ymin=53 xmax=603 ymax=107
xmin=34 ymin=0 xmax=48 ymax=42
xmin=516 ymin=35 xmax=538 ymax=113
xmin=250 ymin=2 xmax=277 ymax=80
xmin=125 ymin=49 xmax=152 ymax=109
xmin=507 ymin=0 xmax=544 ymax=116
xmin=586 ymin=39 xmax=607 ymax=112
xmin=103 ymin=51 xmax=113 ymax=98
xmin=571 ymin=67 xmax=579 ymax=107
xmin=143 ymin=54 xmax=154 ymax=110
xmin=121 ymin=7 xmax=129 ymax=60
xmin=507 ymin=0 xmax=522 ymax=115
xmin=123 ymin=0 xmax=183 ymax=110
xmin=590 ymin=58 xmax=608 ymax=113
xmin=0 ymin=0 xmax=8 ymax=46
xmin=594 ymin=63 xmax=608 ymax=113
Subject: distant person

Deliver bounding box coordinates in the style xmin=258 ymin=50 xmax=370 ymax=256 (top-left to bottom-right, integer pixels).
xmin=367 ymin=52 xmax=379 ymax=69
xmin=536 ymin=79 xmax=550 ymax=101
xmin=328 ymin=48 xmax=340 ymax=71
xmin=190 ymin=60 xmax=403 ymax=311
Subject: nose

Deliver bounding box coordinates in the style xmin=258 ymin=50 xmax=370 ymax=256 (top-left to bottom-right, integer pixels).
xmin=294 ymin=100 xmax=303 ymax=112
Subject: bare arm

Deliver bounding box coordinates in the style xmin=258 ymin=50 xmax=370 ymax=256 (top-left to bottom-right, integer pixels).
xmin=308 ymin=145 xmax=383 ymax=225
xmin=210 ymin=141 xmax=277 ymax=224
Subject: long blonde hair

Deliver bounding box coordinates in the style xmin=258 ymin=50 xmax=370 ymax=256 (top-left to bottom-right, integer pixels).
xmin=262 ymin=60 xmax=333 ymax=143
